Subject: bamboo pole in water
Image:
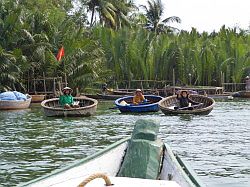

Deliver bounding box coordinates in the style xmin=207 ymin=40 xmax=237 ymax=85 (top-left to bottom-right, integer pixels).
xmin=173 ymin=68 xmax=176 ymax=95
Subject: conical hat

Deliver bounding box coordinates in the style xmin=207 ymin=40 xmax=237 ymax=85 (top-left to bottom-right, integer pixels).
xmin=62 ymin=87 xmax=72 ymax=92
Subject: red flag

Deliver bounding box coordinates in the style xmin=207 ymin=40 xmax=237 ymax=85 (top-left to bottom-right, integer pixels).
xmin=56 ymin=47 xmax=65 ymax=61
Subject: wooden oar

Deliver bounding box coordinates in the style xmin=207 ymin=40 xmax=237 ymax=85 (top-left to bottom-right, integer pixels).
xmin=109 ymin=101 xmax=153 ymax=109
xmin=135 ymin=101 xmax=153 ymax=105
xmin=177 ymin=103 xmax=203 ymax=110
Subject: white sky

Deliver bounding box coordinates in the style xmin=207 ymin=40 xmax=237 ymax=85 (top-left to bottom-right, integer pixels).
xmin=135 ymin=0 xmax=250 ymax=32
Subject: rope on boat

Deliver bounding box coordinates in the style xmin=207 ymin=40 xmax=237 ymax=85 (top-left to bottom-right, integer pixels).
xmin=78 ymin=173 xmax=113 ymax=187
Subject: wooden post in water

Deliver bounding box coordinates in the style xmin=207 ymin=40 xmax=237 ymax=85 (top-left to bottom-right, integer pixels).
xmin=58 ymin=77 xmax=62 ymax=96
xmin=43 ymin=72 xmax=47 ymax=94
xmin=33 ymin=79 xmax=36 ymax=94
xmin=53 ymin=78 xmax=56 ymax=96
xmin=116 ymin=81 xmax=118 ymax=90
xmin=64 ymin=72 xmax=68 ymax=86
xmin=27 ymin=71 xmax=30 ymax=94
xmin=140 ymin=80 xmax=143 ymax=92
xmin=76 ymin=87 xmax=80 ymax=97
xmin=246 ymin=76 xmax=250 ymax=91
xmin=173 ymin=68 xmax=176 ymax=95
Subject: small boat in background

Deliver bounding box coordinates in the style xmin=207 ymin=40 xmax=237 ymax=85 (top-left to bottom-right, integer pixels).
xmin=19 ymin=119 xmax=203 ymax=187
xmin=109 ymin=89 xmax=159 ymax=96
xmin=235 ymin=91 xmax=250 ymax=98
xmin=0 ymin=92 xmax=31 ymax=110
xmin=41 ymin=96 xmax=98 ymax=117
xmin=96 ymin=94 xmax=124 ymax=100
xmin=159 ymin=95 xmax=215 ymax=115
xmin=108 ymin=89 xmax=133 ymax=95
xmin=0 ymin=95 xmax=31 ymax=110
xmin=30 ymin=94 xmax=45 ymax=103
xmin=84 ymin=93 xmax=124 ymax=100
xmin=115 ymin=95 xmax=163 ymax=113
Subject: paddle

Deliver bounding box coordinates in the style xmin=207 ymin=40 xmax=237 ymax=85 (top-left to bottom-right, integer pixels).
xmin=175 ymin=103 xmax=203 ymax=110
xmin=109 ymin=101 xmax=153 ymax=109
xmin=133 ymin=101 xmax=153 ymax=106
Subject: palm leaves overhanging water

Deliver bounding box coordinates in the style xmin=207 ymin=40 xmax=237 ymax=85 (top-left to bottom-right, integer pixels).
xmin=0 ymin=0 xmax=249 ymax=92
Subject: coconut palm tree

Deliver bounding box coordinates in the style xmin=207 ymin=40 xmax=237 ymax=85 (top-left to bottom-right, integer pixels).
xmin=140 ymin=0 xmax=181 ymax=34
xmin=84 ymin=0 xmax=117 ymax=27
xmin=84 ymin=0 xmax=134 ymax=29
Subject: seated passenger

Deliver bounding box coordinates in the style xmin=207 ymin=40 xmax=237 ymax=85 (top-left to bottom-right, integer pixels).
xmin=176 ymin=90 xmax=199 ymax=109
xmin=59 ymin=87 xmax=79 ymax=109
xmin=133 ymin=89 xmax=146 ymax=105
xmin=101 ymin=83 xmax=108 ymax=94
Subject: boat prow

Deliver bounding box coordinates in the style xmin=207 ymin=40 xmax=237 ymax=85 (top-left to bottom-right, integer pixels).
xmin=19 ymin=119 xmax=203 ymax=187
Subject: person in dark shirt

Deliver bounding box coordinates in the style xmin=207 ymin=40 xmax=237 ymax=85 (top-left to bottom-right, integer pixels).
xmin=176 ymin=90 xmax=199 ymax=109
xmin=101 ymin=83 xmax=108 ymax=94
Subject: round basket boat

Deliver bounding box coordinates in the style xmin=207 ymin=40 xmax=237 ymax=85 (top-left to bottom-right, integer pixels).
xmin=159 ymin=95 xmax=215 ymax=115
xmin=30 ymin=94 xmax=45 ymax=103
xmin=0 ymin=95 xmax=31 ymax=110
xmin=115 ymin=95 xmax=163 ymax=113
xmin=41 ymin=96 xmax=98 ymax=117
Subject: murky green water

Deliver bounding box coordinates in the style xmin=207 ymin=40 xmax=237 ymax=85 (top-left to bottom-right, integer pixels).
xmin=0 ymin=99 xmax=249 ymax=187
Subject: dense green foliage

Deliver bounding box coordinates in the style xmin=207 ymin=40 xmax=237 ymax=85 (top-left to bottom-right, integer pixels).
xmin=95 ymin=26 xmax=250 ymax=87
xmin=0 ymin=0 xmax=249 ymax=92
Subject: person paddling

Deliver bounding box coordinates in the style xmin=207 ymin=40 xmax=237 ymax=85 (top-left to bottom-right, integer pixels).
xmin=59 ymin=87 xmax=79 ymax=109
xmin=175 ymin=90 xmax=199 ymax=110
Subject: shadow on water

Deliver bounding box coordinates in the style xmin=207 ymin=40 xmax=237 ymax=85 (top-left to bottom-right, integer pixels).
xmin=178 ymin=114 xmax=193 ymax=121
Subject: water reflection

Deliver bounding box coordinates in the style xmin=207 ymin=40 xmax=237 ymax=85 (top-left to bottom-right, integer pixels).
xmin=0 ymin=99 xmax=250 ymax=187
xmin=179 ymin=114 xmax=193 ymax=121
xmin=0 ymin=109 xmax=31 ymax=119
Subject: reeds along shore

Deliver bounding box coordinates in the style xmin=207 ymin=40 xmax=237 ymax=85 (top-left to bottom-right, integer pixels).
xmin=0 ymin=1 xmax=249 ymax=94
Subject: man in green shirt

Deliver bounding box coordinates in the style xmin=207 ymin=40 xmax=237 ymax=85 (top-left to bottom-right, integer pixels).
xmin=59 ymin=87 xmax=78 ymax=109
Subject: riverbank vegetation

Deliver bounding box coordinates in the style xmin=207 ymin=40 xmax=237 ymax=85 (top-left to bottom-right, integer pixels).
xmin=0 ymin=0 xmax=249 ymax=92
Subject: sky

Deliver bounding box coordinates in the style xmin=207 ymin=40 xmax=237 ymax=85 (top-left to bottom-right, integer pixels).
xmin=135 ymin=0 xmax=250 ymax=32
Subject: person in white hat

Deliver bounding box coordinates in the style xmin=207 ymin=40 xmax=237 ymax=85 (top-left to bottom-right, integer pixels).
xmin=59 ymin=87 xmax=79 ymax=109
xmin=133 ymin=89 xmax=146 ymax=105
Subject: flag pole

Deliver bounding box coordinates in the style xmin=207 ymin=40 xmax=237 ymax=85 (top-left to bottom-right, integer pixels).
xmin=63 ymin=60 xmax=68 ymax=86
xmin=56 ymin=46 xmax=66 ymax=86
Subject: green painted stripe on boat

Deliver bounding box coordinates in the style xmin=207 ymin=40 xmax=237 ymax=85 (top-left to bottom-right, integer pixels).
xmin=19 ymin=137 xmax=203 ymax=187
xmin=164 ymin=143 xmax=203 ymax=187
xmin=175 ymin=153 xmax=204 ymax=187
xmin=18 ymin=137 xmax=130 ymax=187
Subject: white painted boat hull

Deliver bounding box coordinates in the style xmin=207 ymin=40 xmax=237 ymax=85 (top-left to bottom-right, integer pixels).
xmin=19 ymin=138 xmax=202 ymax=187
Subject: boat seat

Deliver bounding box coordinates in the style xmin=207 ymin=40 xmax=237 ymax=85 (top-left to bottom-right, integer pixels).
xmin=117 ymin=119 xmax=164 ymax=179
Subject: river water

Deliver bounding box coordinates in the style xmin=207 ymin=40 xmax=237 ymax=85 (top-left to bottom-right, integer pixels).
xmin=0 ymin=99 xmax=249 ymax=187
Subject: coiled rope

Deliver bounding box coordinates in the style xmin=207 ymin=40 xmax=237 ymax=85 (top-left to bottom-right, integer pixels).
xmin=78 ymin=173 xmax=113 ymax=187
